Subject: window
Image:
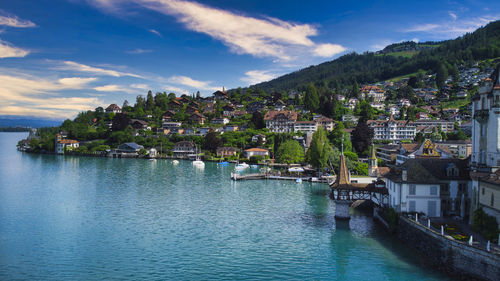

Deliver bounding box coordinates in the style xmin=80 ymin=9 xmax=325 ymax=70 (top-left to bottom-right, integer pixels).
xmin=430 ymin=186 xmax=438 ymax=195
xmin=409 ymin=184 xmax=416 ymax=195
xmin=409 ymin=201 xmax=416 ymax=212
xmin=428 ymin=201 xmax=437 ymax=217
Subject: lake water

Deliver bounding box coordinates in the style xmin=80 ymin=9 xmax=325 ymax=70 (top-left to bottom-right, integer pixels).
xmin=0 ymin=132 xmax=449 ymax=280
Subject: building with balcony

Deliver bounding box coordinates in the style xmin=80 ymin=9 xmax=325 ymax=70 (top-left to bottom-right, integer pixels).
xmin=367 ymin=116 xmax=416 ymax=140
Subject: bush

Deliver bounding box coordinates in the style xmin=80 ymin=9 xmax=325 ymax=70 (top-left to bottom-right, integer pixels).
xmin=386 ymin=208 xmax=399 ymax=230
xmin=472 ymin=208 xmax=499 ymax=242
xmin=249 ymin=155 xmax=264 ymax=163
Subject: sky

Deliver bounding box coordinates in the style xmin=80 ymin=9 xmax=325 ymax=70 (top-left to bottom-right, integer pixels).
xmin=0 ymin=0 xmax=499 ymax=119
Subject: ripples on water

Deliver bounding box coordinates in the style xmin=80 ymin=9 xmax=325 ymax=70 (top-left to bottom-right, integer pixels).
xmin=0 ymin=133 xmax=449 ymax=280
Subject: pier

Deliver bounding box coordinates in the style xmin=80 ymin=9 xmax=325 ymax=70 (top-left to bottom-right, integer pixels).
xmin=231 ymin=173 xmax=330 ymax=183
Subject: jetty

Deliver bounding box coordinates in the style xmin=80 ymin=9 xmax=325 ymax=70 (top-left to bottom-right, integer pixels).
xmin=231 ymin=173 xmax=330 ymax=183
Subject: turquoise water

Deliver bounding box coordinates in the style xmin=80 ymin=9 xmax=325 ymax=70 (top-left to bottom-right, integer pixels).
xmin=0 ymin=133 xmax=449 ymax=280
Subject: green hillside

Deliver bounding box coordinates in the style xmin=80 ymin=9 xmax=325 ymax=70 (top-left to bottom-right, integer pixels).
xmin=251 ymin=20 xmax=500 ymax=93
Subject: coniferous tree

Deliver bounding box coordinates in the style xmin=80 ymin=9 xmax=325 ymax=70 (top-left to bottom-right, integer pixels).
xmin=305 ymin=83 xmax=319 ymax=111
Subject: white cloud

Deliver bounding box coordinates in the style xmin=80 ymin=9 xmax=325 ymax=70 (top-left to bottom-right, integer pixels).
xmin=130 ymin=83 xmax=150 ymax=90
xmin=313 ymin=44 xmax=346 ymax=57
xmin=0 ymin=73 xmax=101 ymax=118
xmin=59 ymin=61 xmax=142 ymax=78
xmin=167 ymin=75 xmax=219 ymax=91
xmin=59 ymin=77 xmax=97 ymax=87
xmin=240 ymin=70 xmax=277 ymax=85
xmin=0 ymin=40 xmax=29 ymax=58
xmin=93 ymin=84 xmax=137 ymax=93
xmin=125 ymin=48 xmax=152 ymax=54
xmin=163 ymin=85 xmax=189 ymax=95
xmin=0 ymin=12 xmax=36 ymax=28
xmin=149 ymin=29 xmax=162 ymax=37
xmin=449 ymin=11 xmax=457 ymax=20
xmin=89 ymin=0 xmax=346 ymax=61
xmin=403 ymin=14 xmax=499 ymax=38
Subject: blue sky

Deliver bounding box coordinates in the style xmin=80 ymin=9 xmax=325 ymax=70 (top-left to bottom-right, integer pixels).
xmin=0 ymin=0 xmax=499 ymax=119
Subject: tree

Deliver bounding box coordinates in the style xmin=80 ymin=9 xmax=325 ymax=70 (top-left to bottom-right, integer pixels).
xmin=352 ymin=80 xmax=359 ymax=99
xmin=351 ymin=120 xmax=374 ymax=155
xmin=203 ymin=131 xmax=222 ymax=153
xmin=304 ymin=83 xmax=319 ymax=111
xmin=307 ymin=127 xmax=332 ymax=169
xmin=436 ymin=62 xmax=448 ymax=89
xmin=276 ymin=140 xmax=304 ymax=164
xmin=251 ymin=111 xmax=265 ymax=129
xmin=358 ymin=100 xmax=374 ymax=122
xmin=146 ymin=91 xmax=155 ymax=110
xmin=328 ymin=122 xmax=352 ymax=152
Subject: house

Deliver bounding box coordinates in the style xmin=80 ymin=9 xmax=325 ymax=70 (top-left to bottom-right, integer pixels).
xmin=212 ymin=117 xmax=229 ymax=125
xmin=190 ymin=112 xmax=206 ymax=124
xmin=398 ymin=99 xmax=411 ymax=107
xmin=216 ymin=147 xmax=239 ymax=158
xmin=116 ymin=142 xmax=143 ymax=154
xmin=456 ymin=90 xmax=468 ymax=98
xmin=293 ymin=121 xmax=317 ymax=134
xmin=342 ymin=114 xmax=358 ymax=123
xmin=223 ymin=125 xmax=238 ymax=132
xmin=475 ymin=170 xmax=500 ymax=225
xmin=274 ymin=99 xmax=286 ymax=111
xmin=130 ymin=119 xmax=151 ymax=130
xmin=162 ymin=110 xmax=176 ymax=122
xmin=202 ymin=103 xmax=215 ymax=114
xmin=385 ymin=158 xmax=470 ymax=218
xmin=172 ymin=141 xmax=196 ymax=158
xmin=186 ymin=106 xmax=199 ymax=114
xmin=336 ymin=94 xmax=346 ymax=101
xmin=56 ymin=139 xmax=79 ymax=154
xmin=264 ymin=110 xmax=298 ymax=133
xmin=435 ymin=140 xmax=472 ymax=159
xmin=213 ymin=89 xmax=228 ymax=100
xmin=162 ymin=122 xmax=182 ymax=134
xmin=222 ymin=104 xmax=236 ymax=116
xmin=413 ymin=120 xmax=454 ymax=133
xmin=315 ymin=115 xmax=334 ymax=131
xmin=361 ymin=85 xmax=386 ymax=102
xmin=168 ymin=99 xmax=182 ymax=108
xmin=367 ymin=116 xmax=416 ymax=140
xmin=369 ymin=102 xmax=385 ymax=110
xmin=247 ymin=101 xmax=266 ymax=113
xmin=105 ymin=104 xmax=121 ymax=114
xmin=416 ymin=112 xmax=430 ymax=120
xmin=244 ymin=148 xmax=269 ymax=159
xmin=252 ymin=134 xmax=266 ymax=143
xmin=395 ymin=139 xmax=452 ymax=165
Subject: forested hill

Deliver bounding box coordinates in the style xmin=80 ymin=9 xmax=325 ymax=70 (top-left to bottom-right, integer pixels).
xmin=251 ymin=20 xmax=500 ymax=93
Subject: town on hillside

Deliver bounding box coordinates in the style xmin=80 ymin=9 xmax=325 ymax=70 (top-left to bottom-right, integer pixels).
xmin=18 ymin=62 xmax=500 ymax=245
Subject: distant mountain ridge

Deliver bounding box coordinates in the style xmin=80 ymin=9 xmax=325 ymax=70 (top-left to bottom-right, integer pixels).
xmin=250 ymin=20 xmax=500 ymax=93
xmin=0 ymin=116 xmax=63 ymax=128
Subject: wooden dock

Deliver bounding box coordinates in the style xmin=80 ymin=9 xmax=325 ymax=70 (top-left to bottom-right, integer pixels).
xmin=231 ymin=173 xmax=330 ymax=183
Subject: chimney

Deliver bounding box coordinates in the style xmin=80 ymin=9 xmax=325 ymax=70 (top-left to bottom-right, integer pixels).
xmin=402 ymin=168 xmax=407 ymax=182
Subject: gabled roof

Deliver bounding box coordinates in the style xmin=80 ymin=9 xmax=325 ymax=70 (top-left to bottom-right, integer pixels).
xmin=385 ymin=158 xmax=469 ymax=183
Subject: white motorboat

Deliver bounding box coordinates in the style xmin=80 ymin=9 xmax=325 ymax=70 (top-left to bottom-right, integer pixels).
xmin=192 ymin=146 xmax=204 ymax=168
xmin=235 ymin=162 xmax=249 ymax=171
xmin=172 ymin=160 xmax=179 ymax=165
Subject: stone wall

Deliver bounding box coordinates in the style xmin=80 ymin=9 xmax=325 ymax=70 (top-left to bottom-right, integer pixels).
xmin=397 ymin=217 xmax=500 ymax=281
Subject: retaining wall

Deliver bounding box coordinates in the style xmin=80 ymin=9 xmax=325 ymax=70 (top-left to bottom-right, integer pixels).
xmin=397 ymin=216 xmax=500 ymax=281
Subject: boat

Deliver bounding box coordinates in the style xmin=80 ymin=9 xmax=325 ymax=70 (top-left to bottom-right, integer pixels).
xmin=218 ymin=161 xmax=229 ymax=166
xmin=172 ymin=160 xmax=179 ymax=165
xmin=234 ymin=162 xmax=249 ymax=171
xmin=250 ymin=165 xmax=259 ymax=169
xmin=192 ymin=146 xmax=205 ymax=168
xmin=149 ymin=158 xmax=157 ymax=162
xmin=296 ymin=178 xmax=302 ymax=183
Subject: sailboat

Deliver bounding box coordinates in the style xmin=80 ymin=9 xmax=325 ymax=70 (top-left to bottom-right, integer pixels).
xmin=192 ymin=145 xmax=204 ymax=168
